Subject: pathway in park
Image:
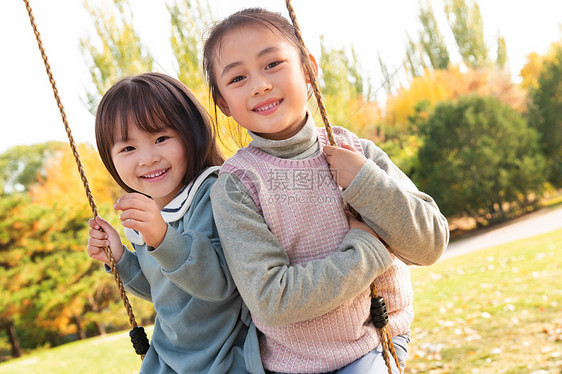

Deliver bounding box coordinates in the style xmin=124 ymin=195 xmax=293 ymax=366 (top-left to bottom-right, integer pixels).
xmin=441 ymin=205 xmax=562 ymax=260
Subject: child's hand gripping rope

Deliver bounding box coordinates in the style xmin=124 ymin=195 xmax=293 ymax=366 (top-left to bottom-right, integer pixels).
xmin=323 ymin=142 xmax=368 ymax=189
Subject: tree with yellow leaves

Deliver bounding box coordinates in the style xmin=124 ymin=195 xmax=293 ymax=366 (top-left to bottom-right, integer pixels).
xmin=384 ymin=65 xmax=526 ymax=131
xmin=0 ymin=143 xmax=153 ymax=355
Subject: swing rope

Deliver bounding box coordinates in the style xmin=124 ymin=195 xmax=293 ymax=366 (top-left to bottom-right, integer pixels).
xmin=22 ymin=0 xmax=149 ymax=359
xmin=284 ymin=1 xmax=403 ymax=373
xmin=284 ymin=1 xmax=335 ymax=147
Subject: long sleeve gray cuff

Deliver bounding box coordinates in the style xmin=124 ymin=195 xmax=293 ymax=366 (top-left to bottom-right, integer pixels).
xmin=149 ymin=224 xmax=190 ymax=272
xmin=105 ymin=245 xmax=141 ymax=283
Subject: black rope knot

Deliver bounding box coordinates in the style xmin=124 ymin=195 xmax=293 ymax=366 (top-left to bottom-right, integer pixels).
xmin=370 ymin=296 xmax=389 ymax=329
xmin=130 ymin=326 xmax=150 ymax=355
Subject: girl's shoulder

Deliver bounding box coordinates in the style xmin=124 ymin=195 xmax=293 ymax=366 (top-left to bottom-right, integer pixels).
xmin=219 ymin=145 xmax=262 ymax=174
xmin=191 ymin=172 xmax=218 ymax=201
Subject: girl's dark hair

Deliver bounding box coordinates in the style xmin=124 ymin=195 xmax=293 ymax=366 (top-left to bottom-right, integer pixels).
xmin=202 ymin=7 xmax=310 ymax=106
xmin=95 ymin=72 xmax=224 ymax=193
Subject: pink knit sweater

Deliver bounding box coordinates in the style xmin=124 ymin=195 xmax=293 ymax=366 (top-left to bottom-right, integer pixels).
xmin=221 ymin=127 xmax=413 ymax=373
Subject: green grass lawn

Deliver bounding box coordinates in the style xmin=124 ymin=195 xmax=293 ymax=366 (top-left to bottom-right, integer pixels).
xmin=0 ymin=326 xmax=153 ymax=374
xmin=406 ymin=229 xmax=562 ymax=374
xmin=1 ymin=230 xmax=560 ymax=374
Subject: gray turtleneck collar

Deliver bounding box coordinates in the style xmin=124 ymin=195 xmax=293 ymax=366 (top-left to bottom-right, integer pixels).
xmin=247 ymin=113 xmax=320 ymax=160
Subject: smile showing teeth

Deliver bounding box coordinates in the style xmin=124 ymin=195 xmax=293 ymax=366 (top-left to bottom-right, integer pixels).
xmin=141 ymin=169 xmax=168 ymax=179
xmin=254 ymin=100 xmax=281 ymax=112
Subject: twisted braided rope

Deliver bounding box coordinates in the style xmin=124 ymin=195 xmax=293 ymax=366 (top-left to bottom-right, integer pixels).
xmin=22 ymin=0 xmax=145 ymax=360
xmin=284 ymin=0 xmax=336 ymax=146
xmin=371 ymin=283 xmax=403 ymax=374
xmin=285 ymin=2 xmax=402 ymax=372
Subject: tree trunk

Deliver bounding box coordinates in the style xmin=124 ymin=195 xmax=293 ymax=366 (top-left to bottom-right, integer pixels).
xmin=73 ymin=315 xmax=87 ymax=340
xmin=6 ymin=321 xmax=22 ymax=358
xmin=89 ymin=292 xmax=107 ymax=336
xmin=95 ymin=321 xmax=107 ymax=335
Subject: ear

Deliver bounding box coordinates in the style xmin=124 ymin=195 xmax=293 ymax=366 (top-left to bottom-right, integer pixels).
xmin=305 ymin=54 xmax=319 ymax=83
xmin=216 ymin=95 xmax=231 ymax=117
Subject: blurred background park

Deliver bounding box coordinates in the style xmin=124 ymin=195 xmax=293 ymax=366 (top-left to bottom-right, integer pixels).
xmin=0 ymin=0 xmax=561 ymax=372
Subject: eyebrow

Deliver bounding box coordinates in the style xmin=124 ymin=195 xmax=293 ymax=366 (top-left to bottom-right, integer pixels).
xmin=112 ymin=137 xmax=129 ymax=146
xmin=220 ymin=46 xmax=280 ymax=78
xmin=113 ymin=128 xmax=133 ymax=144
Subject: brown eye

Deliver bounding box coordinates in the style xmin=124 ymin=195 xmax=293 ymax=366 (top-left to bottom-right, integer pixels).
xmin=229 ymin=75 xmax=245 ymax=84
xmin=121 ymin=146 xmax=135 ymax=153
xmin=266 ymin=61 xmax=282 ymax=69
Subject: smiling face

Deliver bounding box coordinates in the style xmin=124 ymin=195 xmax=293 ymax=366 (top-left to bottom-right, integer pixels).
xmin=213 ymin=23 xmax=311 ymax=140
xmin=110 ymin=122 xmax=188 ymax=209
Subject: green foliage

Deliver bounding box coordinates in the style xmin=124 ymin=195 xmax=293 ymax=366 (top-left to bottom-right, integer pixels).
xmin=404 ymin=34 xmax=426 ymax=79
xmin=167 ymin=0 xmax=213 ymax=92
xmin=80 ymin=0 xmax=216 ymax=107
xmin=379 ymin=134 xmax=422 ymax=177
xmin=496 ymin=34 xmax=508 ymax=69
xmin=316 ymin=39 xmax=378 ymax=139
xmin=0 ymin=202 xmax=80 ymax=345
xmin=418 ymin=0 xmax=450 ymax=70
xmin=378 ymin=52 xmax=400 ymax=94
xmin=80 ymin=0 xmax=153 ymax=114
xmin=527 ymin=43 xmax=562 ymax=187
xmin=0 ymin=193 xmax=28 ymax=254
xmin=0 ymin=145 xmax=153 ymax=355
xmin=400 ymin=0 xmax=497 ymax=82
xmin=445 ymin=0 xmax=489 ymax=68
xmin=0 ymin=193 xmax=152 ymax=351
xmin=415 ymin=95 xmax=546 ymax=223
xmin=319 ymin=37 xmax=364 ymax=105
xmin=0 ymin=142 xmax=63 ymax=194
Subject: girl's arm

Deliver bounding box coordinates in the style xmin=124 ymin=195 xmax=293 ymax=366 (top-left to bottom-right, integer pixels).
xmin=146 ymin=178 xmax=237 ymax=302
xmin=210 ymin=174 xmax=393 ymax=327
xmin=341 ymin=139 xmax=449 ymax=266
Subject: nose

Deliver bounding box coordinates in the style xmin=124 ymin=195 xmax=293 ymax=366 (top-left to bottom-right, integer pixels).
xmin=138 ymin=148 xmax=159 ymax=167
xmin=251 ymin=75 xmax=272 ymax=97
